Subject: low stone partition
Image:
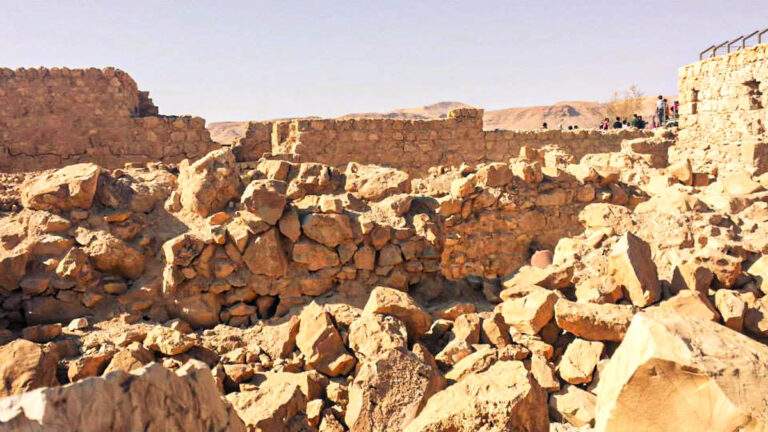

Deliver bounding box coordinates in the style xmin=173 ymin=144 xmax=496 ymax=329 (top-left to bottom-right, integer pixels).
xmin=237 ymin=108 xmax=651 ymax=175
xmin=0 ymin=146 xmax=642 ymax=329
xmin=0 ymin=67 xmax=216 ymax=172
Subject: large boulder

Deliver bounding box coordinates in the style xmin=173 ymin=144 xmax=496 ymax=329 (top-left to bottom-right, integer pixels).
xmin=0 ymin=340 xmax=59 ymax=397
xmin=595 ymin=312 xmax=768 ymax=431
xmin=344 ymin=162 xmax=410 ymax=201
xmin=242 ymin=228 xmax=288 ymax=277
xmin=21 ymin=163 xmax=100 ymax=212
xmin=500 ymin=286 xmax=558 ymax=335
xmin=0 ymin=361 xmax=245 ymax=432
xmin=301 ymin=213 xmax=354 ymax=248
xmin=404 ymin=360 xmax=548 ymax=432
xmin=177 ymin=148 xmax=242 ymax=217
xmin=346 ymin=348 xmax=440 ymax=432
xmin=348 ymin=312 xmax=408 ymax=361
xmin=0 ymin=247 xmax=29 ymax=291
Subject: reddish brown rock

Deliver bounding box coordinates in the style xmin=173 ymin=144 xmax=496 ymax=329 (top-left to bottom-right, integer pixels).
xmin=363 ymin=286 xmax=433 ymax=339
xmin=21 ymin=163 xmax=100 ymax=212
xmin=240 ymin=179 xmax=287 ymax=225
xmin=242 ymin=228 xmax=288 ymax=277
xmin=0 ymin=339 xmax=59 ymax=397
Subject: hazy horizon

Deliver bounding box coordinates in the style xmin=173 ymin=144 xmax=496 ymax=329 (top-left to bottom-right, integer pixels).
xmin=3 ymin=0 xmax=767 ymax=122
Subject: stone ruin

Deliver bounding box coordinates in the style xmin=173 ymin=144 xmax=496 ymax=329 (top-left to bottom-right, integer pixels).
xmin=0 ymin=45 xmax=767 ymax=432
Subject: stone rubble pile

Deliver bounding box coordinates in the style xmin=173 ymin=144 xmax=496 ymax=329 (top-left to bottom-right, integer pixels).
xmin=1 ymin=130 xmax=768 ymax=431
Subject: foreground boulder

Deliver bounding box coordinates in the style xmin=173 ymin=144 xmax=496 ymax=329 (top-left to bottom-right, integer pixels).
xmin=607 ymin=233 xmax=661 ymax=307
xmin=404 ymin=361 xmax=548 ymax=432
xmin=595 ymin=312 xmax=768 ymax=431
xmin=0 ymin=340 xmax=59 ymax=397
xmin=346 ymin=348 xmax=441 ymax=431
xmin=554 ymin=299 xmax=634 ymax=342
xmin=0 ymin=361 xmax=245 ymax=432
xmin=21 ymin=163 xmax=100 ymax=212
xmin=296 ymin=302 xmax=356 ymax=376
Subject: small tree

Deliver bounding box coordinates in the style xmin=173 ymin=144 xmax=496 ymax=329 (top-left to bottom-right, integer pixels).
xmin=606 ymin=85 xmax=644 ymax=120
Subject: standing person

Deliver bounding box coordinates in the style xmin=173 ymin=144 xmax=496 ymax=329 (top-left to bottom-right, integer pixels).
xmin=656 ymin=95 xmax=667 ymax=127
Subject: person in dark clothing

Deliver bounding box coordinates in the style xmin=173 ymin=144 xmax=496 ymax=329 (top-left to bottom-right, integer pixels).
xmin=656 ymin=95 xmax=667 ymax=126
xmin=542 ymin=122 xmax=548 ymax=129
xmin=613 ymin=116 xmax=622 ymax=129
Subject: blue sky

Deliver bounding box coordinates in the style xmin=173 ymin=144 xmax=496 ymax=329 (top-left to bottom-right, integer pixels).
xmin=3 ymin=0 xmax=768 ymax=122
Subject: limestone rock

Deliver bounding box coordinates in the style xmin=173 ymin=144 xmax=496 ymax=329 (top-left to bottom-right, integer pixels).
xmin=177 ymin=148 xmax=242 ymax=217
xmin=143 ymin=326 xmax=196 ymax=356
xmin=296 ymin=302 xmax=356 ymax=377
xmin=344 ymin=162 xmax=410 ymax=201
xmin=240 ymin=179 xmax=287 ymax=225
xmin=103 ymin=342 xmax=155 ymax=374
xmin=163 ymin=232 xmax=205 ymax=267
xmin=0 ymin=361 xmax=245 ymax=432
xmin=363 ymin=286 xmax=432 ymax=339
xmin=608 ymin=232 xmax=660 ymax=307
xmin=549 ymin=385 xmax=597 ymax=428
xmin=301 ymin=213 xmax=354 ymax=248
xmin=500 ymin=286 xmax=558 ymax=335
xmin=404 ymin=360 xmax=548 ymax=432
xmin=348 ymin=312 xmax=408 ymax=360
xmin=346 ymin=348 xmax=439 ymax=432
xmin=242 ymin=228 xmax=288 ymax=277
xmin=292 ymin=240 xmax=340 ymax=271
xmin=554 ymin=299 xmax=634 ymax=342
xmin=558 ymin=338 xmax=603 ymax=385
xmin=0 ymin=340 xmax=59 ymax=397
xmin=595 ymin=312 xmax=768 ymax=431
xmin=21 ymin=163 xmax=100 ymax=212
xmin=83 ymin=231 xmax=145 ymax=279
xmin=0 ymin=247 xmax=29 ymax=290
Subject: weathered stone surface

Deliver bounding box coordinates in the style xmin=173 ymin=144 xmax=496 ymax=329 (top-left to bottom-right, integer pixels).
xmin=240 ymin=179 xmax=287 ymax=225
xmin=226 ymin=372 xmax=314 ymax=432
xmin=345 ymin=162 xmax=410 ymax=201
xmin=595 ymin=312 xmax=768 ymax=432
xmin=292 ymin=240 xmax=340 ymax=271
xmin=296 ymin=302 xmax=356 ymax=377
xmin=549 ymin=385 xmax=596 ymax=428
xmin=301 ymin=213 xmax=353 ymax=248
xmin=83 ymin=232 xmax=145 ymax=279
xmin=558 ymin=339 xmax=603 ymax=385
xmin=404 ymin=360 xmax=548 ymax=432
xmin=143 ymin=326 xmax=196 ymax=356
xmin=242 ymin=228 xmax=288 ymax=277
xmin=363 ymin=286 xmax=432 ymax=339
xmin=554 ymin=299 xmax=634 ymax=342
xmin=177 ymin=148 xmax=242 ymax=217
xmin=500 ymin=286 xmax=558 ymax=335
xmin=346 ymin=348 xmax=439 ymax=432
xmin=163 ymin=232 xmax=205 ymax=267
xmin=21 ymin=163 xmax=100 ymax=212
xmin=0 ymin=361 xmax=245 ymax=432
xmin=0 ymin=340 xmax=59 ymax=397
xmin=103 ymin=342 xmax=155 ymax=374
xmin=348 ymin=312 xmax=408 ymax=360
xmin=0 ymin=247 xmax=29 ymax=290
xmin=608 ymin=232 xmax=660 ymax=307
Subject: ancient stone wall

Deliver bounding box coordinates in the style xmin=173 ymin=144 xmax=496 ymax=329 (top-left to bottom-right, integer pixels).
xmin=238 ymin=108 xmax=651 ymax=175
xmin=675 ymin=44 xmax=768 ymax=173
xmin=0 ymin=67 xmax=216 ymax=172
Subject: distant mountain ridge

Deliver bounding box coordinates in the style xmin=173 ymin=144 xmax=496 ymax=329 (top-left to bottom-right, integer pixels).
xmin=208 ymin=98 xmax=672 ymax=144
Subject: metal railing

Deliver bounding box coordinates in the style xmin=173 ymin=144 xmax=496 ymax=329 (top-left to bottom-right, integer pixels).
xmin=699 ymin=27 xmax=768 ymax=60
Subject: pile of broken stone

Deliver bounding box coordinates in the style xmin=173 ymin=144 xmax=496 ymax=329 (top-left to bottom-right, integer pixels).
xmin=1 ymin=129 xmax=768 ymax=431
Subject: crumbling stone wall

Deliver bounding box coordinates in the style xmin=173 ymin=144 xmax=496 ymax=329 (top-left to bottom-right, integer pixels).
xmin=675 ymin=44 xmax=768 ymax=173
xmin=238 ymin=108 xmax=651 ymax=175
xmin=0 ymin=67 xmax=216 ymax=172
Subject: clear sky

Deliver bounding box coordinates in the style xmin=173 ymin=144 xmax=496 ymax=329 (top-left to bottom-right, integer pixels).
xmin=3 ymin=0 xmax=768 ymax=122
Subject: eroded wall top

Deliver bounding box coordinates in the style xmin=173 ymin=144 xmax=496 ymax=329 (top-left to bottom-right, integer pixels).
xmin=0 ymin=67 xmax=216 ymax=172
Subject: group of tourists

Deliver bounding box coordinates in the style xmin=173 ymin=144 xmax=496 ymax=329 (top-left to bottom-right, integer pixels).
xmin=597 ymin=95 xmax=680 ymax=130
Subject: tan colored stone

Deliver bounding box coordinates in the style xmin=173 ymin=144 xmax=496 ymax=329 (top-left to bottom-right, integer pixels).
xmin=499 ymin=286 xmax=558 ymax=335
xmin=301 ymin=213 xmax=353 ymax=248
xmin=714 ymin=289 xmax=746 ymax=332
xmin=595 ymin=312 xmax=768 ymax=432
xmin=292 ymin=239 xmax=340 ymax=271
xmin=344 ymin=162 xmax=410 ymax=201
xmin=143 ymin=326 xmax=196 ymax=356
xmin=363 ymin=286 xmax=432 ymax=339
xmin=608 ymin=232 xmax=660 ymax=307
xmin=242 ymin=228 xmax=288 ymax=277
xmin=21 ymin=163 xmax=100 ymax=212
xmin=558 ymin=338 xmax=603 ymax=385
xmin=348 ymin=312 xmax=407 ymax=360
xmin=0 ymin=340 xmax=59 ymax=397
xmin=404 ymin=360 xmax=548 ymax=432
xmin=296 ymin=303 xmax=356 ymax=376
xmin=549 ymin=385 xmax=596 ymax=428
xmin=240 ymin=179 xmax=287 ymax=225
xmin=554 ymin=298 xmax=634 ymax=342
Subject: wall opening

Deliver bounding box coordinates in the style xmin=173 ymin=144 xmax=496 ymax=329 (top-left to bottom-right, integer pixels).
xmin=744 ymin=79 xmax=763 ymax=110
xmin=691 ymin=89 xmax=699 ymax=115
